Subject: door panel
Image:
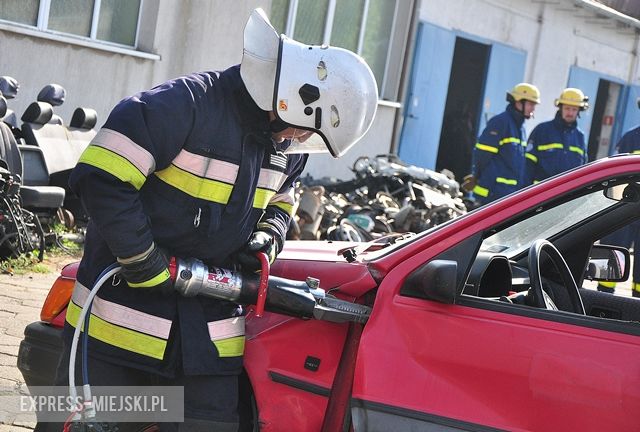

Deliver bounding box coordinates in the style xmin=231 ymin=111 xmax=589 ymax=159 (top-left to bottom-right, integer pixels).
xmin=398 ymin=22 xmax=455 ymax=170
xmin=567 ymin=66 xmax=602 ymax=146
xmin=352 ymin=289 xmax=640 ymax=431
xmin=478 ymin=43 xmax=526 ymax=134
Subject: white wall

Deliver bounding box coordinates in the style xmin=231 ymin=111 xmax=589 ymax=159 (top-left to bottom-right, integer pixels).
xmin=0 ymin=0 xmax=397 ymax=182
xmin=419 ymin=0 xmax=640 ymax=135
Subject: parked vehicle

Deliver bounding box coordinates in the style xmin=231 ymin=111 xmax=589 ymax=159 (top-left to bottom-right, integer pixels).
xmin=17 ymin=155 xmax=640 ymax=431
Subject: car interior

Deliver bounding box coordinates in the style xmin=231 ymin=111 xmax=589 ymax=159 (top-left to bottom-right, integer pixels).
xmin=461 ymin=177 xmax=640 ymax=334
xmin=440 ymin=176 xmax=640 ymax=336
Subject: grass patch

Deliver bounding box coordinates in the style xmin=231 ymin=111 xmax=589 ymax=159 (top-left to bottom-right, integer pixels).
xmin=0 ymin=253 xmax=44 ymax=275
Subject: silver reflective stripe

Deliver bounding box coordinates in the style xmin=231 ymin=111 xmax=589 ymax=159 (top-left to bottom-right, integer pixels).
xmin=257 ymin=168 xmax=287 ymax=192
xmin=172 ymin=149 xmax=238 ymax=183
xmin=92 ymin=128 xmax=156 ymax=175
xmin=207 ymin=316 xmax=245 ymax=341
xmin=72 ymin=281 xmax=172 ymax=339
xmin=270 ymin=189 xmax=295 ymax=206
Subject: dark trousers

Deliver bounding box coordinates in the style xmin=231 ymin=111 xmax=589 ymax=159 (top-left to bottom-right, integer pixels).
xmin=35 ymin=347 xmax=239 ymax=432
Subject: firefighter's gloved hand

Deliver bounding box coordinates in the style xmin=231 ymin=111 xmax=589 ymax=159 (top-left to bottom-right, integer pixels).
xmin=236 ymin=230 xmax=280 ymax=272
xmin=461 ymin=174 xmax=477 ymax=193
xmin=117 ymin=243 xmax=173 ymax=295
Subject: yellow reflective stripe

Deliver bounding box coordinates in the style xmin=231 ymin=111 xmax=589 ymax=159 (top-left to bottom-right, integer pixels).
xmin=208 ymin=317 xmax=245 ymax=357
xmin=499 ymin=137 xmax=521 ymax=145
xmin=253 ymin=188 xmax=275 ymax=210
xmin=633 ymin=283 xmax=640 ymax=292
xmin=599 ymin=281 xmax=616 ymax=288
xmin=213 ymin=336 xmax=245 ymax=357
xmin=475 ymin=143 xmax=498 ymax=154
xmin=71 ymin=282 xmax=172 ymax=338
xmin=155 ymin=165 xmax=233 ymax=204
xmin=127 ymin=268 xmax=171 ymax=288
xmin=92 ymin=129 xmax=155 ymax=175
xmin=496 ymin=177 xmax=517 ymax=185
xmin=533 ymin=180 xmax=540 ymax=184
xmin=78 ymin=145 xmax=146 ymax=190
xmin=268 ymin=190 xmax=295 ymax=216
xmin=537 ymin=143 xmax=563 ymax=151
xmin=525 ymin=153 xmax=538 ymax=163
xmin=66 ymin=301 xmax=167 ymax=360
xmin=271 ymin=201 xmax=294 ymax=216
xmin=473 ymin=185 xmax=489 ymax=197
xmin=568 ymin=146 xmax=584 ymax=156
xmin=632 ymin=150 xmax=640 ymax=154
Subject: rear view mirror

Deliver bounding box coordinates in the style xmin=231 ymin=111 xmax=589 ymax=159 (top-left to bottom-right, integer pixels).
xmin=584 ymin=244 xmax=630 ymax=282
xmin=603 ymin=182 xmax=640 ymax=202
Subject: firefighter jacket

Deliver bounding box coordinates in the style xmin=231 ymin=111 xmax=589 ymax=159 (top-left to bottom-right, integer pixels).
xmin=524 ymin=111 xmax=586 ymax=184
xmin=472 ymin=104 xmax=526 ymax=204
xmin=616 ymin=125 xmax=640 ymax=155
xmin=65 ymin=66 xmax=308 ymax=377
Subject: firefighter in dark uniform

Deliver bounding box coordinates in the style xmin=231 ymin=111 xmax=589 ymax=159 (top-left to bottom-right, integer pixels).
xmin=598 ymin=99 xmax=640 ymax=297
xmin=524 ymin=88 xmax=589 ymax=185
xmin=37 ymin=9 xmax=378 ymax=432
xmin=470 ymin=83 xmax=540 ymax=205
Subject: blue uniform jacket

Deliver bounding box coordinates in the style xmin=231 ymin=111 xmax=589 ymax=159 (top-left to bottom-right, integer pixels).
xmin=472 ymin=104 xmax=526 ymax=204
xmin=65 ymin=66 xmax=307 ymax=376
xmin=617 ymin=125 xmax=640 ymax=155
xmin=524 ymin=111 xmax=586 ymax=184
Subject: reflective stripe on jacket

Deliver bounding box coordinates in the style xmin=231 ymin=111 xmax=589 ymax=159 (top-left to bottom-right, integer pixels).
xmin=524 ymin=111 xmax=586 ymax=184
xmin=66 ymin=66 xmax=307 ymax=376
xmin=472 ymin=104 xmax=526 ymax=203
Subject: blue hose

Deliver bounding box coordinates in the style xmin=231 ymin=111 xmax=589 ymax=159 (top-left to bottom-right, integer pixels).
xmin=81 ymin=262 xmax=119 ymax=387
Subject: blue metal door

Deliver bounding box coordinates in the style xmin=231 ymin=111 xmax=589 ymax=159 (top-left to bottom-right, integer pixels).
xmin=478 ymin=43 xmax=526 ymax=134
xmin=567 ymin=66 xmax=602 ymax=146
xmin=398 ymin=22 xmax=455 ymax=169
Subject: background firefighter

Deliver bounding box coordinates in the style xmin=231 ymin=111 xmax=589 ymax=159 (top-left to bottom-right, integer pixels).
xmin=524 ymin=88 xmax=589 ymax=185
xmin=36 ymin=8 xmax=377 ymax=432
xmin=467 ymin=83 xmax=540 ymax=205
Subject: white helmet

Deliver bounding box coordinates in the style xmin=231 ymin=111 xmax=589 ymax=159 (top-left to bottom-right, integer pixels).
xmin=240 ymin=8 xmax=378 ymax=158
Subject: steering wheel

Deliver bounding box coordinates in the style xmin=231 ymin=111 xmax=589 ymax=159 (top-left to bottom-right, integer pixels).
xmin=527 ymin=239 xmax=585 ymax=315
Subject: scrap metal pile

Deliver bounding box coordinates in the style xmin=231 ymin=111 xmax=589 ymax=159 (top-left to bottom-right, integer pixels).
xmin=288 ymin=154 xmax=468 ymax=242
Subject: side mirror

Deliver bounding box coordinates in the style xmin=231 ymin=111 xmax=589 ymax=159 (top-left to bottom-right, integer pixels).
xmin=584 ymin=244 xmax=630 ymax=282
xmin=401 ymin=260 xmax=458 ymax=303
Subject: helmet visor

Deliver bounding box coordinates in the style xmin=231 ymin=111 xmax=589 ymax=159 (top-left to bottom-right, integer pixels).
xmin=282 ymin=132 xmax=330 ymax=154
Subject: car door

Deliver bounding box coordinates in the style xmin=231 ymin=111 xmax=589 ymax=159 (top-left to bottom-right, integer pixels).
xmin=351 ymin=159 xmax=640 ymax=431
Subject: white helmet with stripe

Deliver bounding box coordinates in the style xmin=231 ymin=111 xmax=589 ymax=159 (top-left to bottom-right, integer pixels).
xmin=240 ymin=8 xmax=378 ymax=158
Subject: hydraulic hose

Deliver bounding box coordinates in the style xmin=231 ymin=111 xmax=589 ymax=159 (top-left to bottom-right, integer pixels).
xmin=68 ymin=263 xmax=121 ymax=420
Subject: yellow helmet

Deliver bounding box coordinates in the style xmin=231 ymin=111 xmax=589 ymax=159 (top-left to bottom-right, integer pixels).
xmin=507 ymin=83 xmax=541 ymax=104
xmin=555 ymin=88 xmax=589 ymax=111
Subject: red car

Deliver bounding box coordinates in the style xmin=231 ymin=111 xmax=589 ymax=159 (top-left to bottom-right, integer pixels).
xmin=18 ymin=155 xmax=640 ymax=431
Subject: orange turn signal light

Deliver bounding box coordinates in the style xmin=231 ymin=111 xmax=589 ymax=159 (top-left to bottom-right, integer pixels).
xmin=40 ymin=276 xmax=75 ymax=322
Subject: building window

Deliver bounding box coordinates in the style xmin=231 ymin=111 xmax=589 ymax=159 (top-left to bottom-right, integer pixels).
xmin=0 ymin=0 xmax=141 ymax=47
xmin=270 ymin=0 xmax=397 ymax=98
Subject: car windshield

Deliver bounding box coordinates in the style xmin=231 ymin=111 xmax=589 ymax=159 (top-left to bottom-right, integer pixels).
xmin=480 ymin=188 xmax=618 ymax=258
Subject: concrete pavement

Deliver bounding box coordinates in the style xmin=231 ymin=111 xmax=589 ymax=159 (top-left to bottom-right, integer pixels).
xmin=0 ymin=257 xmax=77 ymax=431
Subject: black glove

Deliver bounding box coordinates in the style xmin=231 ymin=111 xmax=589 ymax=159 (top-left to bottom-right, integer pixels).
xmin=236 ymin=230 xmax=281 ymax=272
xmin=117 ymin=243 xmax=173 ymax=295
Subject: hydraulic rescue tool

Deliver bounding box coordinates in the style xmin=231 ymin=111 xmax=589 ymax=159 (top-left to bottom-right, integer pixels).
xmin=169 ymin=255 xmax=371 ymax=324
xmin=66 ymin=253 xmax=371 ymax=431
